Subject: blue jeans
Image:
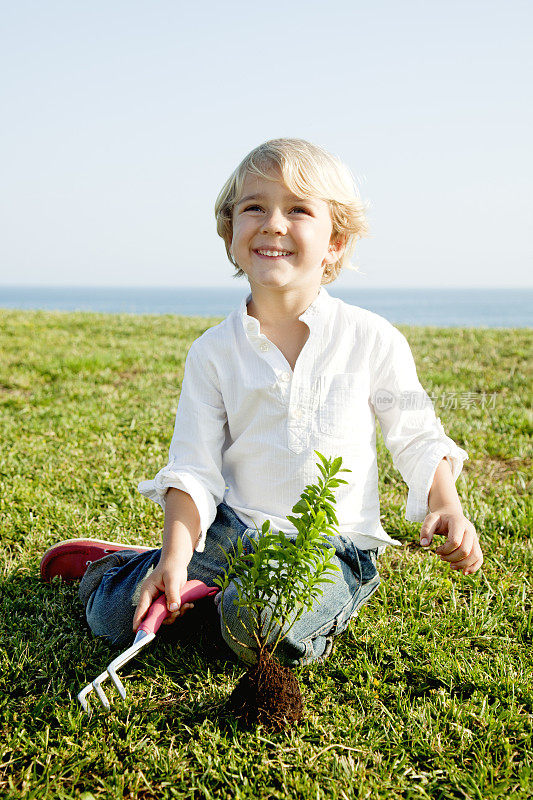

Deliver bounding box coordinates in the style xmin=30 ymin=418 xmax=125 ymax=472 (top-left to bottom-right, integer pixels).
xmin=80 ymin=502 xmax=380 ymax=667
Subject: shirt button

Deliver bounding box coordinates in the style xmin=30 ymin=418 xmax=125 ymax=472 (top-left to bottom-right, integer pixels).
xmin=260 ymin=343 xmax=269 ymax=352
xmin=280 ymin=371 xmax=291 ymax=382
xmin=247 ymin=322 xmax=255 ymax=332
xmin=293 ymin=408 xmax=302 ymax=419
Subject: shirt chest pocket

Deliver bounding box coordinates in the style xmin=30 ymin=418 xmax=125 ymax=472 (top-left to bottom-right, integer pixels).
xmin=318 ymin=372 xmax=370 ymax=439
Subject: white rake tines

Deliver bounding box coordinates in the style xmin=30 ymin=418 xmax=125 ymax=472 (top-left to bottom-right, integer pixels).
xmin=77 ymin=629 xmax=155 ymax=711
xmin=76 ymin=580 xmax=219 ymax=711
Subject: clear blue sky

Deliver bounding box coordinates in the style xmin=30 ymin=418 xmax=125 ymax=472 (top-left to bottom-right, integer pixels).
xmin=1 ymin=0 xmax=531 ymax=288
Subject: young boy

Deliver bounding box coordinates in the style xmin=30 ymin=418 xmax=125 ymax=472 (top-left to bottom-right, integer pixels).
xmin=41 ymin=139 xmax=483 ymax=666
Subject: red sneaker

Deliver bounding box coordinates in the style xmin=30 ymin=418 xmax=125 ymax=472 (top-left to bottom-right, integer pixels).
xmin=40 ymin=538 xmax=155 ymax=582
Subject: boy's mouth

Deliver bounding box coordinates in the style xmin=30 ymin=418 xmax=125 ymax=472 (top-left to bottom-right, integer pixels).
xmin=254 ymin=249 xmax=293 ymax=258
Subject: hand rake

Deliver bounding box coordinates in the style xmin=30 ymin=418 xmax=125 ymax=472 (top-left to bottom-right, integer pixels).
xmin=78 ymin=579 xmax=218 ymax=711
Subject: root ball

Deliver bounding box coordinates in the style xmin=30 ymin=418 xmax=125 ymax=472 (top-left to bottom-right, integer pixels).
xmin=229 ymin=655 xmax=303 ymax=731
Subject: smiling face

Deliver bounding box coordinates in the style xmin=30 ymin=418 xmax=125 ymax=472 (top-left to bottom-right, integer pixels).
xmin=231 ymin=170 xmax=343 ymax=298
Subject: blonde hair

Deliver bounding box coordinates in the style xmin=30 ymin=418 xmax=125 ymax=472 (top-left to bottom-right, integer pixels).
xmin=214 ymin=138 xmax=369 ymax=284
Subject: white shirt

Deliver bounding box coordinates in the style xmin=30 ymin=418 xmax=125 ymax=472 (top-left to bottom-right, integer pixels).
xmin=138 ymin=287 xmax=468 ymax=552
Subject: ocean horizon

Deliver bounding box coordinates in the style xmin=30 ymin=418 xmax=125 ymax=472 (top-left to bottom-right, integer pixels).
xmin=0 ymin=285 xmax=531 ymax=328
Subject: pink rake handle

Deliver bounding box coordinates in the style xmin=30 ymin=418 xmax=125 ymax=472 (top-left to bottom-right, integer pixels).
xmin=138 ymin=579 xmax=219 ymax=636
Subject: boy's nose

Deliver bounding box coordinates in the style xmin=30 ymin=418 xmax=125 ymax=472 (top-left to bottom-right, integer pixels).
xmin=261 ymin=210 xmax=287 ymax=235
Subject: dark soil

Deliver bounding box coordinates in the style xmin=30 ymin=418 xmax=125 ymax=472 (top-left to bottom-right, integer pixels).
xmin=228 ymin=654 xmax=303 ymax=731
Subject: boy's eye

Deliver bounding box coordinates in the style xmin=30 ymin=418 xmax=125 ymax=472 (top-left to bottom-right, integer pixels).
xmin=241 ymin=204 xmax=311 ymax=215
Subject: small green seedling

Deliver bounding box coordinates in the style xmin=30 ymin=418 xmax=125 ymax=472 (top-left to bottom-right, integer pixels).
xmin=215 ymin=451 xmax=350 ymax=663
xmin=215 ymin=452 xmax=351 ymax=729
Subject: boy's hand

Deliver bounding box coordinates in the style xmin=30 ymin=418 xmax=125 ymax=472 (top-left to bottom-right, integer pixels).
xmin=420 ymin=507 xmax=483 ymax=575
xmin=132 ymin=557 xmax=194 ymax=632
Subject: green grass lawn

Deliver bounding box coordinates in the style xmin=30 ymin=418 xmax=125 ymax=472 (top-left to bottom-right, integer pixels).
xmin=1 ymin=310 xmax=531 ymax=800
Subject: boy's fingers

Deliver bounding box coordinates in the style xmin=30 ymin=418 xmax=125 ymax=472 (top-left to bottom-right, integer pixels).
xmin=452 ymin=554 xmax=483 ymax=574
xmin=435 ymin=518 xmax=467 ymax=556
xmin=161 ymin=611 xmax=179 ymax=625
xmin=449 ymin=548 xmax=478 ymax=570
xmin=439 ymin=527 xmax=475 ymax=563
xmin=463 ymin=554 xmax=483 ymax=575
xmin=160 ymin=602 xmax=194 ymax=626
xmin=165 ymin=577 xmax=182 ymax=615
xmin=133 ymin=583 xmax=159 ymax=631
xmin=450 ymin=540 xmax=483 ymax=572
xmin=179 ymin=602 xmax=194 ymax=617
xmin=420 ymin=513 xmax=441 ymax=546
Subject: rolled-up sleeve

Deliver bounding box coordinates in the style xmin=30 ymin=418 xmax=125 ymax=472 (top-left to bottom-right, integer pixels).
xmin=370 ymin=322 xmax=468 ymax=522
xmin=138 ymin=341 xmax=227 ymax=551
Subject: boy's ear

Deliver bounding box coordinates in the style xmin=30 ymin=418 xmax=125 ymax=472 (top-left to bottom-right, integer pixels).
xmin=325 ymin=234 xmax=347 ymax=264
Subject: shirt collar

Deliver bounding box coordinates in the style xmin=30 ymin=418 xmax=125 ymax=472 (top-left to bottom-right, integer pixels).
xmin=239 ymin=286 xmax=333 ymax=336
